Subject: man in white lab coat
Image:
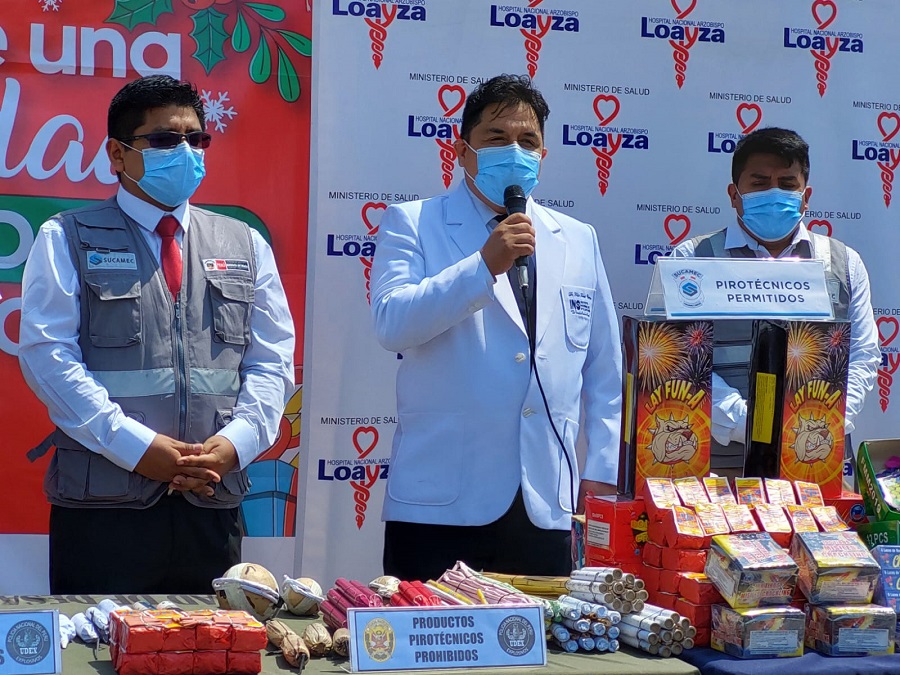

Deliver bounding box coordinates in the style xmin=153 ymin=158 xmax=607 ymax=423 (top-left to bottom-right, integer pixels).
xmin=371 ymin=75 xmax=622 ymax=579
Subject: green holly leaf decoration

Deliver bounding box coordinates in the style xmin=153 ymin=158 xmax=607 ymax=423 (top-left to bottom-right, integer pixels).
xmin=276 ymin=47 xmax=300 ymax=102
xmin=250 ymin=31 xmax=272 ymax=84
xmin=106 ymin=0 xmax=173 ymax=31
xmin=232 ymin=11 xmax=252 ymax=53
xmin=278 ymin=30 xmax=312 ymax=57
xmin=245 ymin=2 xmax=286 ymax=22
xmin=191 ymin=7 xmax=229 ymax=74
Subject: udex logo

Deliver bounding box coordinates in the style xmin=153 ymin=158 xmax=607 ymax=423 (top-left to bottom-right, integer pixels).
xmin=876 ymin=316 xmax=900 ymax=412
xmin=851 ymin=112 xmax=900 ymax=208
xmin=783 ymin=0 xmax=864 ymax=97
xmin=634 ymin=214 xmax=691 ymax=266
xmin=407 ymin=84 xmax=466 ymax=189
xmin=332 ymin=0 xmax=428 ymax=69
xmin=488 ymin=0 xmax=580 ymax=78
xmin=562 ymin=95 xmax=650 ymax=197
xmin=707 ymin=103 xmax=763 ymax=154
xmin=640 ymin=1 xmax=726 ymax=89
xmin=317 ymin=425 xmax=390 ymax=529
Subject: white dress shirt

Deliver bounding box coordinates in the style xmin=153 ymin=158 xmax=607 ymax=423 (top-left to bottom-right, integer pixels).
xmin=673 ymin=221 xmax=880 ymax=446
xmin=18 ymin=186 xmax=295 ymax=472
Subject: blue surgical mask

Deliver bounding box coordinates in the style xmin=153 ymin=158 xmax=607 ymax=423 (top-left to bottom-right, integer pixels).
xmin=465 ymin=142 xmax=541 ymax=206
xmin=123 ymin=142 xmax=206 ymax=207
xmin=736 ymin=187 xmax=805 ymax=243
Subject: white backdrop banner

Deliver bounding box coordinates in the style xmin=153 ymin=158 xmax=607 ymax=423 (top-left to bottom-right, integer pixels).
xmin=298 ymin=0 xmax=900 ymax=586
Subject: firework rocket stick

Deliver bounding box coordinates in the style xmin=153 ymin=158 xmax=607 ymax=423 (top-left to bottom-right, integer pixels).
xmin=635 ymin=590 xmax=649 ymax=601
xmin=608 ymin=638 xmax=620 ymax=653
xmin=607 ymin=626 xmax=620 ymax=640
xmin=590 ymin=622 xmax=606 ymax=637
xmin=561 ymin=618 xmax=590 ymax=633
xmin=618 ymin=623 xmax=659 ymax=644
xmin=633 ymin=600 xmax=645 ymax=613
xmin=671 ymin=642 xmax=684 ymax=656
xmin=633 ymin=579 xmax=645 ymax=591
xmin=683 ymin=638 xmax=695 ymax=649
xmin=549 ymin=623 xmax=571 ymax=642
xmin=593 ymin=636 xmax=609 ymax=652
xmin=553 ymin=637 xmax=579 ymax=653
xmin=577 ymin=635 xmax=596 ymax=651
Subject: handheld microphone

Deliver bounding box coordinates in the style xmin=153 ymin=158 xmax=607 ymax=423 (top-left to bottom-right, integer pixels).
xmin=503 ymin=184 xmax=529 ymax=291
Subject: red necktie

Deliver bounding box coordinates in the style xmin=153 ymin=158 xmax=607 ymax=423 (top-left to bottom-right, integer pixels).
xmin=157 ymin=215 xmax=182 ymax=301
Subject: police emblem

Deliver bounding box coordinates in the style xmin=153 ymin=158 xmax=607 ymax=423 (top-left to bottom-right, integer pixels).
xmin=6 ymin=619 xmax=51 ymax=666
xmin=497 ymin=615 xmax=535 ymax=657
xmin=363 ymin=617 xmax=395 ymax=663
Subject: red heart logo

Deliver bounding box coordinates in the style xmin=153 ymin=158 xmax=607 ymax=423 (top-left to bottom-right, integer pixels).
xmin=878 ymin=112 xmax=900 ymax=143
xmin=353 ymin=426 xmax=379 ymax=459
xmin=736 ymin=103 xmax=763 ymax=134
xmin=361 ymin=202 xmax=386 ymax=236
xmin=664 ymin=214 xmax=691 ymax=245
xmin=670 ymin=0 xmax=696 ymax=20
xmin=878 ymin=317 xmax=899 ymax=347
xmin=807 ymin=219 xmax=832 ymax=237
xmin=438 ymin=85 xmax=466 ymax=118
xmin=811 ymin=0 xmax=837 ymax=30
xmin=593 ymin=95 xmax=620 ymax=127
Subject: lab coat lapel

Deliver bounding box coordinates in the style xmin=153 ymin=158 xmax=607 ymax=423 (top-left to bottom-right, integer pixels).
xmin=445 ymin=185 xmax=526 ymax=335
xmin=533 ymin=205 xmax=566 ymax=345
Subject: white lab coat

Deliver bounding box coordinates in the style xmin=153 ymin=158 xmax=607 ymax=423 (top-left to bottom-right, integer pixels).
xmin=371 ymin=184 xmax=622 ymax=530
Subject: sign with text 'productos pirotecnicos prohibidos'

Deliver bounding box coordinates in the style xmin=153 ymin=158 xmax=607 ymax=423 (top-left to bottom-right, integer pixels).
xmin=347 ymin=604 xmax=546 ymax=672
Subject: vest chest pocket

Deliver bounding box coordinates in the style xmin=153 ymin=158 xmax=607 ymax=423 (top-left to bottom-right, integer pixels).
xmin=207 ymin=277 xmax=254 ymax=345
xmin=85 ymin=276 xmax=142 ymax=348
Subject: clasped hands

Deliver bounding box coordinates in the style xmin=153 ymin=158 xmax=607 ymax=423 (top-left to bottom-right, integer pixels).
xmin=134 ymin=433 xmax=238 ymax=497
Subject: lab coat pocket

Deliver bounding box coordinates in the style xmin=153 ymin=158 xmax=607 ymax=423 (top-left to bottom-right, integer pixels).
xmin=561 ymin=285 xmax=594 ymax=350
xmin=388 ymin=412 xmax=463 ymax=506
xmin=557 ymin=417 xmax=579 ymax=513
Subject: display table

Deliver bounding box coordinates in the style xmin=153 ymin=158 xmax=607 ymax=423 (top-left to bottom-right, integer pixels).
xmin=0 ymin=595 xmax=700 ymax=675
xmin=680 ymin=646 xmax=900 ymax=675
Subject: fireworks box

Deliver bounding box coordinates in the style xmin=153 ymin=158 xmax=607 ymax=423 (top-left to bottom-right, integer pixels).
xmin=805 ymin=604 xmax=896 ymax=656
xmin=824 ymin=490 xmax=866 ymax=530
xmin=871 ymin=545 xmax=900 ymax=612
xmin=810 ymin=505 xmax=850 ymax=532
xmin=705 ymin=533 xmax=798 ymax=609
xmin=661 ymin=546 xmax=707 ymax=573
xmin=642 ymin=477 xmax=680 ymax=523
xmin=675 ymin=597 xmax=711 ymax=629
xmin=643 ymin=541 xmax=663 ymax=567
xmin=764 ymin=479 xmax=797 ymax=506
xmin=858 ymin=520 xmax=900 ymax=550
xmin=744 ymin=320 xmax=849 ymax=499
xmin=673 ymin=476 xmax=710 ymax=506
xmin=791 ymin=531 xmax=880 ymax=604
xmin=752 ymin=504 xmax=793 ymax=548
xmin=721 ymin=503 xmax=759 ymax=534
xmin=794 ymin=481 xmax=825 ymax=507
xmin=785 ymin=505 xmax=819 ymax=534
xmin=857 ymin=439 xmax=900 ymax=521
xmin=711 ymin=605 xmax=806 ymax=659
xmin=583 ymin=495 xmax=648 ymax=567
xmin=618 ymin=316 xmax=712 ymax=498
xmin=663 ymin=505 xmax=708 ymax=549
xmin=693 ymin=503 xmax=730 ymax=539
xmin=734 ymin=478 xmax=765 ymax=506
xmin=678 ymin=572 xmax=724 ymax=605
xmin=704 ymin=477 xmax=736 ymax=504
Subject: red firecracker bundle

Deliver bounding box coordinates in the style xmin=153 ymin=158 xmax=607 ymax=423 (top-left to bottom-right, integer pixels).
xmin=109 ymin=609 xmax=265 ymax=675
xmin=321 ymin=578 xmax=384 ymax=630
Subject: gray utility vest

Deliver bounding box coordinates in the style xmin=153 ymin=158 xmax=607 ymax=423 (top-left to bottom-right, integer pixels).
xmin=42 ymin=197 xmax=257 ymax=509
xmin=690 ymin=228 xmax=851 ymax=470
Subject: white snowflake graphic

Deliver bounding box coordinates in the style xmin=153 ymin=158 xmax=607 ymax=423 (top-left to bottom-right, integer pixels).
xmin=201 ymin=90 xmax=237 ymax=133
xmin=40 ymin=0 xmax=61 ymax=10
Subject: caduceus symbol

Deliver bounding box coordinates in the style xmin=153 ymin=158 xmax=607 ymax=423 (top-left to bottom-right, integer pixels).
xmin=436 ymin=85 xmax=466 ymax=189
xmin=360 ymin=202 xmax=386 ymax=304
xmin=521 ymin=0 xmax=550 ymax=78
xmin=809 ymin=0 xmax=838 ymax=97
xmin=877 ymin=113 xmax=900 ymax=208
xmin=366 ymin=4 xmax=397 ymax=69
xmin=877 ymin=317 xmax=900 ymax=412
xmin=592 ymin=95 xmax=621 ymax=197
xmin=669 ymin=0 xmax=697 ymax=89
xmin=350 ymin=426 xmax=380 ymax=529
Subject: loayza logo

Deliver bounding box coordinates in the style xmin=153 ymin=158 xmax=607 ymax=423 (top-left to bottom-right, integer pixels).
xmin=851 ymin=112 xmax=900 ymax=208
xmin=317 ymin=425 xmax=389 ymax=529
xmin=783 ymin=0 xmax=864 ymax=97
xmin=640 ymin=0 xmax=726 ymax=89
xmin=634 ymin=214 xmax=691 ymax=266
xmin=488 ymin=0 xmax=580 ymax=78
xmin=332 ymin=0 xmax=427 ymax=69
xmin=707 ymin=103 xmax=762 ymax=154
xmin=407 ymin=85 xmax=466 ymax=189
xmin=877 ymin=316 xmax=899 ymax=412
xmin=359 ymin=202 xmax=385 ymax=304
xmin=562 ymin=95 xmax=649 ymax=197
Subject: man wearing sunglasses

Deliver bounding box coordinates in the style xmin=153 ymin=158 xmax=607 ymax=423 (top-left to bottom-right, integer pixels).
xmin=18 ymin=75 xmax=295 ymax=593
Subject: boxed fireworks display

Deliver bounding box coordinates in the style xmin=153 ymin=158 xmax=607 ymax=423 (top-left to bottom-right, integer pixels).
xmin=734 ymin=478 xmax=765 ymax=506
xmin=711 ymin=605 xmax=806 ymax=659
xmin=618 ymin=317 xmax=712 ymax=498
xmin=642 ymin=477 xmax=680 ymax=523
xmin=824 ymin=490 xmax=866 ymax=529
xmin=704 ymin=533 xmax=798 ymax=609
xmin=704 ymin=477 xmax=737 ymax=504
xmin=857 ymin=439 xmax=900 ymax=522
xmin=791 ymin=531 xmax=881 ymax=604
xmin=583 ymin=495 xmax=648 ymax=567
xmin=752 ymin=504 xmax=793 ymax=548
xmin=744 ymin=320 xmax=850 ymax=499
xmin=804 ymin=604 xmax=896 ymax=656
xmin=870 ymin=544 xmax=900 ymax=613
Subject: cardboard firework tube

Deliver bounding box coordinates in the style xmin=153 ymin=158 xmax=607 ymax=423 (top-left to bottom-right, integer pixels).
xmin=672 ymin=629 xmax=684 ymax=642
xmin=683 ymin=637 xmax=695 ymax=649
xmin=659 ymin=645 xmax=672 ymax=658
xmin=686 ymin=625 xmax=697 ymax=639
xmin=671 ymin=642 xmax=684 ymax=656
xmin=636 ymin=590 xmax=649 ymax=601
xmin=624 ymin=589 xmax=636 ymax=601
xmin=634 ymin=579 xmax=645 ymax=591
xmin=612 ymin=581 xmax=626 ymax=594
xmin=622 ymin=601 xmax=633 ymax=614
xmin=632 ymin=600 xmax=645 ymax=613
xmin=571 ymin=569 xmax=615 ymax=584
xmin=623 ymin=574 xmax=636 ymax=587
xmin=579 ymin=566 xmax=623 ymax=580
xmin=565 ymin=579 xmax=608 ymax=595
xmin=620 ymin=614 xmax=661 ymax=633
xmin=618 ymin=624 xmax=659 ymax=644
xmin=561 ymin=618 xmax=590 ymax=633
xmin=590 ymin=622 xmax=606 ymax=637
xmin=660 ymin=630 xmax=673 ymax=644
xmin=607 ymin=626 xmax=620 ymax=640
xmin=549 ymin=623 xmax=570 ymax=642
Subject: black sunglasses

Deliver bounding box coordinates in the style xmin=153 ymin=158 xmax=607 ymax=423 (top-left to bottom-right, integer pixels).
xmin=119 ymin=131 xmax=212 ymax=150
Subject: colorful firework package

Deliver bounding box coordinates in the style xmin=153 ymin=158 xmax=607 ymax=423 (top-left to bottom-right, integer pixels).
xmin=871 ymin=545 xmax=900 ymax=614
xmin=673 ymin=476 xmax=710 ymax=506
xmin=582 ymin=495 xmax=648 ymax=567
xmin=704 ymin=533 xmax=798 ymax=609
xmin=804 ymin=604 xmax=896 ymax=656
xmin=703 ymin=476 xmax=737 ymax=504
xmin=720 ymin=504 xmax=759 ymax=534
xmin=790 ymin=531 xmax=880 ymax=604
xmin=662 ymin=505 xmax=708 ymax=549
xmin=641 ymin=477 xmax=680 ymax=523
xmin=711 ymin=605 xmax=806 ymax=659
xmin=764 ymin=479 xmax=797 ymax=506
xmin=618 ymin=317 xmax=713 ymax=498
xmin=752 ymin=504 xmax=793 ymax=548
xmin=734 ymin=478 xmax=765 ymax=506
xmin=745 ymin=320 xmax=850 ymax=499
xmin=858 ymin=439 xmax=900 ymax=522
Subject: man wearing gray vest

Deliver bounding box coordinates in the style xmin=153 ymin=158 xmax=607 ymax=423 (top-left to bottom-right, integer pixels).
xmin=18 ymin=76 xmax=295 ymax=593
xmin=673 ymin=127 xmax=880 ymax=478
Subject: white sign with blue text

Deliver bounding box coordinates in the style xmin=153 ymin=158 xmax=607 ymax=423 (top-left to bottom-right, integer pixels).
xmin=0 ymin=610 xmax=60 ymax=675
xmin=647 ymin=257 xmax=833 ymax=320
xmin=348 ymin=604 xmax=546 ymax=672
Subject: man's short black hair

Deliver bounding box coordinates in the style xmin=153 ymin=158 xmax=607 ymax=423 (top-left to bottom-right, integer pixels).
xmin=732 ymin=127 xmax=810 ymax=184
xmin=460 ymin=74 xmax=549 ymax=141
xmin=108 ymin=75 xmax=205 ymax=140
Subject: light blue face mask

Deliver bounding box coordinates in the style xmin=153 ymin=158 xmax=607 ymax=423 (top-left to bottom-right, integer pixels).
xmin=737 ymin=187 xmax=805 ymax=243
xmin=123 ymin=142 xmax=206 ymax=207
xmin=465 ymin=142 xmax=541 ymax=206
